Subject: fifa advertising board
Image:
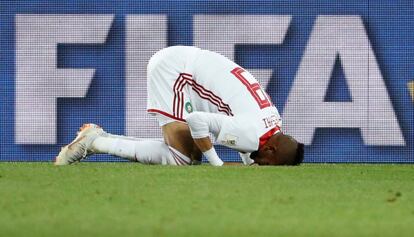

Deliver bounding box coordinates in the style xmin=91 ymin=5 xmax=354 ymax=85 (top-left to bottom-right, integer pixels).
xmin=0 ymin=0 xmax=413 ymax=162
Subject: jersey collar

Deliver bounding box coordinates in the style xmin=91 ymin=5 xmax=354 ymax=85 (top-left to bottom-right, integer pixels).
xmin=258 ymin=126 xmax=281 ymax=149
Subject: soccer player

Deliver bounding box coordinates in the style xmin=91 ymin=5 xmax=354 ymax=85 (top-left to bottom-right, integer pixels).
xmin=55 ymin=46 xmax=304 ymax=166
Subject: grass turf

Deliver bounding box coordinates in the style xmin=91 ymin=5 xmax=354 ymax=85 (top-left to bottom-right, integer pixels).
xmin=0 ymin=163 xmax=413 ymax=237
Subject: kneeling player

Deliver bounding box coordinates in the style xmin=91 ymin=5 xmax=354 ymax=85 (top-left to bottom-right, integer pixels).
xmin=55 ymin=46 xmax=304 ymax=166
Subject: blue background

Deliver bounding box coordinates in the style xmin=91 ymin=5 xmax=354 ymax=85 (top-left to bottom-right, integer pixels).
xmin=1 ymin=0 xmax=413 ymax=162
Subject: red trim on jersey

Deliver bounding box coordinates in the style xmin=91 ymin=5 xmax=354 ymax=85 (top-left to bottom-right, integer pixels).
xmin=173 ymin=74 xmax=186 ymax=119
xmin=177 ymin=76 xmax=188 ymax=118
xmin=181 ymin=75 xmax=233 ymax=116
xmin=190 ymin=87 xmax=233 ymax=115
xmin=172 ymin=73 xmax=233 ymax=118
xmin=183 ymin=76 xmax=233 ymax=116
xmin=173 ymin=75 xmax=191 ymax=118
xmin=181 ymin=72 xmax=192 ymax=77
xmin=147 ymin=109 xmax=186 ymax=122
xmin=258 ymin=126 xmax=281 ymax=149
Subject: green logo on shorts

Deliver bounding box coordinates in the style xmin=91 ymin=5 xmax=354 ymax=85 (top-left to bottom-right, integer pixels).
xmin=185 ymin=102 xmax=193 ymax=113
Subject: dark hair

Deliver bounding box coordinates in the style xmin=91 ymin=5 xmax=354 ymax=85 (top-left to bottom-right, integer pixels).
xmin=293 ymin=142 xmax=304 ymax=165
xmin=250 ymin=135 xmax=304 ymax=166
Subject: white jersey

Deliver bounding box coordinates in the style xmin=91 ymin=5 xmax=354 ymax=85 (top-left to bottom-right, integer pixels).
xmin=147 ymin=46 xmax=282 ymax=152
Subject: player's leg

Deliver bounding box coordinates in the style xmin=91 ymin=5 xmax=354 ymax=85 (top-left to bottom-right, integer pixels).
xmin=98 ymin=46 xmax=199 ymax=165
xmin=55 ymin=123 xmax=196 ymax=166
xmin=161 ymin=121 xmax=202 ymax=163
xmin=144 ymin=49 xmax=203 ymax=164
xmin=91 ymin=135 xmax=172 ymax=165
xmin=91 ymin=114 xmax=201 ymax=165
xmin=91 ymin=122 xmax=200 ymax=165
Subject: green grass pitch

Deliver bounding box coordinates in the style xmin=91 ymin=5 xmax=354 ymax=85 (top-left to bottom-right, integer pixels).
xmin=0 ymin=163 xmax=413 ymax=237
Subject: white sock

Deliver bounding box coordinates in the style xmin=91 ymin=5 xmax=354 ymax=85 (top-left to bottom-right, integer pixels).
xmin=203 ymin=147 xmax=223 ymax=166
xmin=92 ymin=135 xmax=191 ymax=165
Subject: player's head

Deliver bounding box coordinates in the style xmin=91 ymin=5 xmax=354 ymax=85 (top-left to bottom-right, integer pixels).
xmin=251 ymin=133 xmax=304 ymax=166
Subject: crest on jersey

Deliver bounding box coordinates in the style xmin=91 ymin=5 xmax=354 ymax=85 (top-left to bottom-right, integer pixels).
xmin=185 ymin=102 xmax=193 ymax=113
xmin=222 ymin=134 xmax=238 ymax=146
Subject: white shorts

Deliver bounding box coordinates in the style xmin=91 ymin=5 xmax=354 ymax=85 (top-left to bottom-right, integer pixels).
xmin=154 ymin=113 xmax=177 ymax=127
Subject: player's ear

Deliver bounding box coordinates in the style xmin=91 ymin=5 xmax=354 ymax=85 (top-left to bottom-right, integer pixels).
xmin=264 ymin=145 xmax=277 ymax=152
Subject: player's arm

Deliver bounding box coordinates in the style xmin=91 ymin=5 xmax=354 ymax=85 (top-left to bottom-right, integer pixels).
xmin=186 ymin=112 xmax=224 ymax=166
xmin=193 ymin=137 xmax=223 ymax=166
xmin=193 ymin=137 xmax=250 ymax=166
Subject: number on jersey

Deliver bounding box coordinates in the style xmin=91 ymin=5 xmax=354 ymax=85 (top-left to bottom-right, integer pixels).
xmin=231 ymin=67 xmax=272 ymax=109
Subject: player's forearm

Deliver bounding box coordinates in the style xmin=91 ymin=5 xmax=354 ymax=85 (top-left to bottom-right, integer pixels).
xmin=186 ymin=112 xmax=224 ymax=166
xmin=193 ymin=137 xmax=213 ymax=152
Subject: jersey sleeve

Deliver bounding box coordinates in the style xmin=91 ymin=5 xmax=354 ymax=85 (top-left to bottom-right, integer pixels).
xmin=186 ymin=111 xmax=228 ymax=139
